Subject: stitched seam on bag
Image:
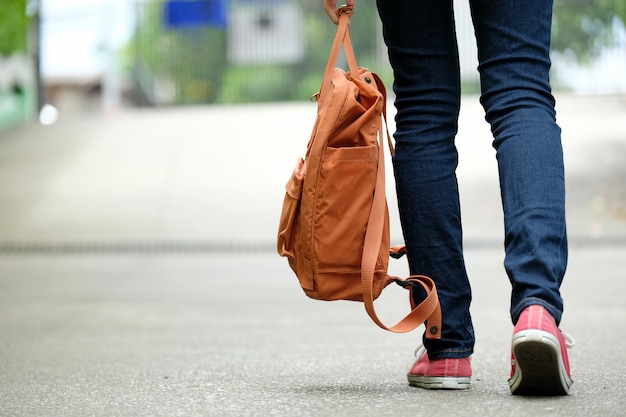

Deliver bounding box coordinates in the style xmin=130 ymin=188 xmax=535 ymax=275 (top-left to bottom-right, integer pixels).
xmin=309 ymin=145 xmax=323 ymax=271
xmin=322 ymin=156 xmax=376 ymax=162
xmin=308 ymin=79 xmax=352 ymax=273
xmin=316 ymin=267 xmax=361 ymax=274
xmin=327 ymin=71 xmax=352 ymax=145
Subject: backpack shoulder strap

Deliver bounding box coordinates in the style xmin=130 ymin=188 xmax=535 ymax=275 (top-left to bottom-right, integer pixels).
xmin=360 ymin=118 xmax=442 ymax=336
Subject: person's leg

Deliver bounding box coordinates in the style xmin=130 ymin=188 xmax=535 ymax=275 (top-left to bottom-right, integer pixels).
xmin=376 ymin=0 xmax=474 ymax=360
xmin=470 ymin=0 xmax=567 ymax=325
xmin=470 ymin=0 xmax=572 ymax=395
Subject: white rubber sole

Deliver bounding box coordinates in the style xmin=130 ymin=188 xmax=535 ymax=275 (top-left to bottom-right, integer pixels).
xmin=509 ymin=329 xmax=573 ymax=395
xmin=408 ymin=375 xmax=471 ymax=390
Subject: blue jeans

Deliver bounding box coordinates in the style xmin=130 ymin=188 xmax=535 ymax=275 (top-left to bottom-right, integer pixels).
xmin=376 ymin=0 xmax=567 ymax=359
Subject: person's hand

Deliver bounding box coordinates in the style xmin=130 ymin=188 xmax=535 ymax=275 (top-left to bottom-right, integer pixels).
xmin=324 ymin=0 xmax=356 ymax=24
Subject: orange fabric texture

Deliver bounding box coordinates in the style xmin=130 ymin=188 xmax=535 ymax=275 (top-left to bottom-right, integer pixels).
xmin=277 ymin=6 xmax=441 ymax=336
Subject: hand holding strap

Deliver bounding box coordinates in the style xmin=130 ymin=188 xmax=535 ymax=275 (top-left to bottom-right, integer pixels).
xmin=319 ymin=6 xmax=359 ymax=102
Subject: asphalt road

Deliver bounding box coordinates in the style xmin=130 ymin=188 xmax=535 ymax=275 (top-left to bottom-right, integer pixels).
xmin=0 ymin=94 xmax=625 ymax=416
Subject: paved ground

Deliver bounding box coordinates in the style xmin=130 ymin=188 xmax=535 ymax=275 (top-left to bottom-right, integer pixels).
xmin=0 ymin=94 xmax=625 ymax=416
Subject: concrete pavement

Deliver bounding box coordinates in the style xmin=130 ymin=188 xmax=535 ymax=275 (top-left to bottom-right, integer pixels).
xmin=0 ymin=94 xmax=626 ymax=416
xmin=1 ymin=249 xmax=625 ymax=416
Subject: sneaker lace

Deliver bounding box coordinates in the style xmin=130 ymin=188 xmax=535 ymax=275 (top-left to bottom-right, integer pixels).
xmin=561 ymin=330 xmax=575 ymax=349
xmin=413 ymin=345 xmax=427 ymax=358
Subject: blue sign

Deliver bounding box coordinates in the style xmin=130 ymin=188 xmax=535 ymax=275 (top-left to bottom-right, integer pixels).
xmin=163 ymin=0 xmax=227 ymax=29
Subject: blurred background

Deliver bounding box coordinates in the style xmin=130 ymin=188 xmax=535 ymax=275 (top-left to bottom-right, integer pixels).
xmin=1 ymin=3 xmax=625 ymax=413
xmin=1 ymin=0 xmax=624 ymax=126
xmin=0 ymin=0 xmax=625 ymax=250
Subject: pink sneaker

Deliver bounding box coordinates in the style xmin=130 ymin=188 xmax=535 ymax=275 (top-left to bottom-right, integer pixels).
xmin=407 ymin=346 xmax=472 ymax=390
xmin=509 ymin=305 xmax=574 ymax=395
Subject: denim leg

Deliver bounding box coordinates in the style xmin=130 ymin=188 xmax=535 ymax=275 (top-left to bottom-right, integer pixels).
xmin=376 ymin=0 xmax=474 ymax=359
xmin=470 ymin=0 xmax=567 ymax=325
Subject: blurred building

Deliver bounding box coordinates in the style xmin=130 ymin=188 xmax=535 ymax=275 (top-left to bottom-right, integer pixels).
xmin=40 ymin=0 xmax=133 ymax=114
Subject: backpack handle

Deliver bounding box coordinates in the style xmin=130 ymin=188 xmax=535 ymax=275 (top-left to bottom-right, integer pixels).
xmin=318 ymin=6 xmax=359 ymax=103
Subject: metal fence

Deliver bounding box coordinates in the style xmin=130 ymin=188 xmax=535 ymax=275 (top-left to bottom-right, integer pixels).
xmin=128 ymin=0 xmax=625 ymax=106
xmin=130 ymin=0 xmax=394 ymax=105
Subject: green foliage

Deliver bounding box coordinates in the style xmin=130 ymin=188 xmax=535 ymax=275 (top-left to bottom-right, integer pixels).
xmin=552 ymin=0 xmax=626 ymax=62
xmin=0 ymin=0 xmax=28 ymax=55
xmin=130 ymin=0 xmax=227 ymax=104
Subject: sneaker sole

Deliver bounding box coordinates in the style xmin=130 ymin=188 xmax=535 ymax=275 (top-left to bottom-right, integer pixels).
xmin=407 ymin=375 xmax=471 ymax=390
xmin=509 ymin=329 xmax=573 ymax=396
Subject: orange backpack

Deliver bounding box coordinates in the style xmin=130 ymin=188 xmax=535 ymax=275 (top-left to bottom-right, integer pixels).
xmin=277 ymin=6 xmax=442 ymax=336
